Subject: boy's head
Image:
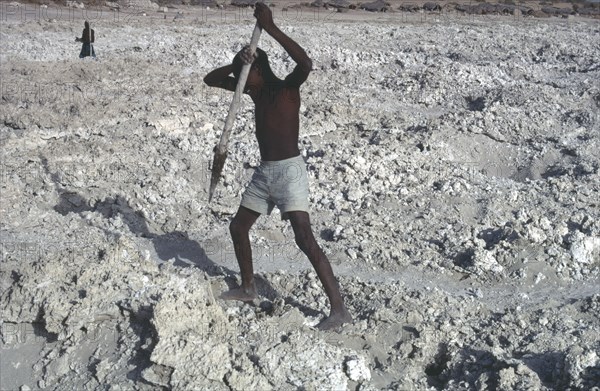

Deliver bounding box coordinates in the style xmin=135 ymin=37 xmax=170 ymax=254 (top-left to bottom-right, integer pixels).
xmin=232 ymin=47 xmax=273 ymax=84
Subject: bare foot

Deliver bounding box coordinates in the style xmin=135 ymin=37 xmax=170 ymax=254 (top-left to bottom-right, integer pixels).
xmin=317 ymin=309 xmax=353 ymax=331
xmin=220 ymin=287 xmax=258 ymax=302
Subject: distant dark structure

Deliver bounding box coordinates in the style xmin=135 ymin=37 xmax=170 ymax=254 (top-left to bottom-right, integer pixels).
xmin=360 ymin=0 xmax=389 ymax=12
xmin=423 ymin=2 xmax=442 ymax=12
xmin=230 ymin=0 xmax=258 ymax=7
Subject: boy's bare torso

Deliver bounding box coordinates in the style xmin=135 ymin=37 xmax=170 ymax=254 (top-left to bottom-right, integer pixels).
xmin=250 ymin=82 xmax=301 ymax=161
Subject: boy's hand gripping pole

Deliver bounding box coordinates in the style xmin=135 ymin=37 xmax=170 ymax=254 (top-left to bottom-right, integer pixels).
xmin=209 ymin=23 xmax=262 ymax=202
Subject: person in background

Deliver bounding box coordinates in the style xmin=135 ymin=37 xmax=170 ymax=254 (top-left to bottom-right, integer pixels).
xmin=75 ymin=21 xmax=96 ymax=59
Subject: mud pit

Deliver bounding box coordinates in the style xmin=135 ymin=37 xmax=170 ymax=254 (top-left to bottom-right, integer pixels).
xmin=1 ymin=4 xmax=599 ymax=390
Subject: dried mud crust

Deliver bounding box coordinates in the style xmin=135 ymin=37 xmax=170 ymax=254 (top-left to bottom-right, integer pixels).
xmin=1 ymin=13 xmax=599 ymax=391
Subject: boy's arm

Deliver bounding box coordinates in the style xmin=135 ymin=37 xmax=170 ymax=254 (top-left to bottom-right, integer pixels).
xmin=203 ymin=64 xmax=237 ymax=91
xmin=254 ymin=3 xmax=312 ymax=86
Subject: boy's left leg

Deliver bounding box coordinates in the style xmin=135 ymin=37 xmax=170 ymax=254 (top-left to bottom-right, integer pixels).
xmin=287 ymin=211 xmax=352 ymax=330
xmin=221 ymin=206 xmax=261 ymax=301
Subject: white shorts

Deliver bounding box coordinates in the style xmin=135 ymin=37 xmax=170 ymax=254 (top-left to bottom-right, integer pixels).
xmin=241 ymin=155 xmax=310 ymax=218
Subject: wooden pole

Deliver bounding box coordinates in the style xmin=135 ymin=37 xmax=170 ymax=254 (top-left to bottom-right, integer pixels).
xmin=208 ymin=23 xmax=262 ymax=202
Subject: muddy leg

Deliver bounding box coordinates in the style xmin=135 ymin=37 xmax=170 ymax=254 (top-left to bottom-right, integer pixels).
xmin=288 ymin=211 xmax=352 ymax=330
xmin=221 ymin=206 xmax=260 ymax=302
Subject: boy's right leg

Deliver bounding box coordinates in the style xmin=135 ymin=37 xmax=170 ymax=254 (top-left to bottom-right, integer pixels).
xmin=221 ymin=206 xmax=261 ymax=301
xmin=287 ymin=211 xmax=352 ymax=330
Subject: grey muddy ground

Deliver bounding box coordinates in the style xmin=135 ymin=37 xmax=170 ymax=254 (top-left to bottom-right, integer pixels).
xmin=1 ymin=3 xmax=599 ymax=390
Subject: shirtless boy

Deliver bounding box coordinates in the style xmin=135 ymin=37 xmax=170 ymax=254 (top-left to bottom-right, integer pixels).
xmin=203 ymin=2 xmax=352 ymax=330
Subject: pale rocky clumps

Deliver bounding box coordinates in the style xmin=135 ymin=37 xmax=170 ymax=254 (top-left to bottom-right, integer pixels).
xmin=1 ymin=8 xmax=599 ymax=390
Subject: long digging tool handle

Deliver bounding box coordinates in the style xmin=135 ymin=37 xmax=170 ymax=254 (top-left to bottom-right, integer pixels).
xmin=208 ymin=23 xmax=262 ymax=202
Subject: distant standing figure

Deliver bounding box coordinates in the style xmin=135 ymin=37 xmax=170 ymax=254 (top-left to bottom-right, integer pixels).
xmin=75 ymin=21 xmax=95 ymax=59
